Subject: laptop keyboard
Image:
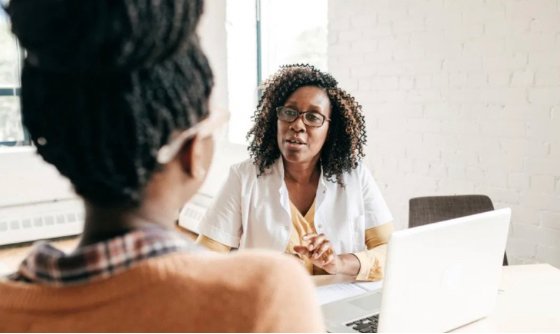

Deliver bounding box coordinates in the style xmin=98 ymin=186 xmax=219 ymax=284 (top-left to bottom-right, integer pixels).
xmin=346 ymin=314 xmax=379 ymax=333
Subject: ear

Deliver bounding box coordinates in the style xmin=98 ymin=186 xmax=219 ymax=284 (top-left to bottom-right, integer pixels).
xmin=178 ymin=135 xmax=207 ymax=180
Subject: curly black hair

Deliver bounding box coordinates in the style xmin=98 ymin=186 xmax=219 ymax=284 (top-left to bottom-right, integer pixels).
xmin=247 ymin=64 xmax=367 ymax=186
xmin=7 ymin=0 xmax=213 ymax=207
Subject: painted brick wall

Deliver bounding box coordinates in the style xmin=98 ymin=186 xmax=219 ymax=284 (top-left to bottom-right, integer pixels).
xmin=328 ymin=0 xmax=560 ymax=267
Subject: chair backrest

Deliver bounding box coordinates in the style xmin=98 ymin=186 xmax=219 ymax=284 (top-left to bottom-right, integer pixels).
xmin=409 ymin=195 xmax=508 ymax=266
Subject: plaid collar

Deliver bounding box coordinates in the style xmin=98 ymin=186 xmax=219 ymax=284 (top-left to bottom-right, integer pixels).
xmin=9 ymin=225 xmax=200 ymax=286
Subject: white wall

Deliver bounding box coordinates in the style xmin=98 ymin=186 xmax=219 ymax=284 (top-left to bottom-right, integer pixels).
xmin=328 ymin=0 xmax=560 ymax=267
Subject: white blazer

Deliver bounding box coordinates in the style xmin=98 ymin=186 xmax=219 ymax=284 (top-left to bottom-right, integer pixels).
xmin=198 ymin=158 xmax=393 ymax=254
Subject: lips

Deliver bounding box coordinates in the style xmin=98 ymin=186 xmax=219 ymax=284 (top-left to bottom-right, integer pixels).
xmin=285 ymin=138 xmax=307 ymax=145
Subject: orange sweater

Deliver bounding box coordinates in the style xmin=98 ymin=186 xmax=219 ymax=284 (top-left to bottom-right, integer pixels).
xmin=0 ymin=250 xmax=324 ymax=332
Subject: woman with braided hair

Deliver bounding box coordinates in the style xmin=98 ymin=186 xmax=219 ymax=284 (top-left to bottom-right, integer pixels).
xmin=197 ymin=64 xmax=394 ymax=281
xmin=0 ymin=1 xmax=323 ymax=332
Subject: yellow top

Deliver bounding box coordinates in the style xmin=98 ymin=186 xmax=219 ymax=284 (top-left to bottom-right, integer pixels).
xmin=286 ymin=200 xmax=324 ymax=274
xmin=197 ymin=202 xmax=393 ymax=281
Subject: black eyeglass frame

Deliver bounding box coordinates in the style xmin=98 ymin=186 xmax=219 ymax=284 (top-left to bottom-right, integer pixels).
xmin=275 ymin=106 xmax=331 ymax=127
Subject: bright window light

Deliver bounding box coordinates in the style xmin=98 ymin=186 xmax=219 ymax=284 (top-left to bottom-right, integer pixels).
xmin=226 ymin=0 xmax=327 ymax=145
xmin=0 ymin=8 xmax=25 ymax=146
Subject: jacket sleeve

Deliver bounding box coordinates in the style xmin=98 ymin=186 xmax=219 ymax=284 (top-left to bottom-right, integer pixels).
xmin=359 ymin=162 xmax=394 ymax=230
xmin=353 ymin=223 xmax=394 ymax=281
xmin=197 ymin=164 xmax=244 ymax=248
xmin=353 ymin=163 xmax=394 ymax=281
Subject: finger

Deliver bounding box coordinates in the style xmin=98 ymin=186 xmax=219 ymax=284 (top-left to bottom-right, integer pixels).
xmin=313 ymin=241 xmax=333 ymax=260
xmin=305 ymin=234 xmax=326 ymax=252
xmin=302 ymin=233 xmax=318 ymax=241
xmin=301 ymin=233 xmax=318 ymax=251
xmin=293 ymin=245 xmax=310 ymax=258
xmin=320 ymin=252 xmax=335 ymax=266
xmin=301 ymin=233 xmax=318 ymax=247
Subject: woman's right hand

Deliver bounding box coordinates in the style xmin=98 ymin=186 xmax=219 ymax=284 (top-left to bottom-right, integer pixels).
xmin=293 ymin=233 xmax=341 ymax=274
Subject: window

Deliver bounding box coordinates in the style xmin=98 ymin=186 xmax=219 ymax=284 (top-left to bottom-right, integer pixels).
xmin=0 ymin=2 xmax=329 ymax=147
xmin=0 ymin=5 xmax=26 ymax=147
xmin=225 ymin=0 xmax=258 ymax=145
xmin=226 ymin=0 xmax=327 ymax=145
xmin=259 ymin=0 xmax=328 ymax=80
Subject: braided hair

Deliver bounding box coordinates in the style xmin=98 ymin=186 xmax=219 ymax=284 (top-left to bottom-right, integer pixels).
xmin=6 ymin=0 xmax=213 ymax=207
xmin=247 ymin=64 xmax=366 ymax=186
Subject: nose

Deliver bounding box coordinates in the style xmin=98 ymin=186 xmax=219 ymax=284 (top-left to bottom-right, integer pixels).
xmin=289 ymin=115 xmax=306 ymax=133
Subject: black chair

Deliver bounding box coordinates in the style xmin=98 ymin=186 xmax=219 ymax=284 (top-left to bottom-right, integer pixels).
xmin=409 ymin=195 xmax=508 ymax=266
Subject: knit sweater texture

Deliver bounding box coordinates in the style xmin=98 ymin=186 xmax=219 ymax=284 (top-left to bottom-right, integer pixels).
xmin=0 ymin=250 xmax=324 ymax=332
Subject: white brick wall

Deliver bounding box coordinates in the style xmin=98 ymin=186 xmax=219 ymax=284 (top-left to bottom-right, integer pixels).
xmin=328 ymin=0 xmax=560 ymax=268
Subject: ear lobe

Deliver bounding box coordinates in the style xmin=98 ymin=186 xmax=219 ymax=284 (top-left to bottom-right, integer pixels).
xmin=179 ymin=136 xmax=207 ymax=180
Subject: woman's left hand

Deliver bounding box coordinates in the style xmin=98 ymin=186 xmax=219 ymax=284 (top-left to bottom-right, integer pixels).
xmin=293 ymin=233 xmax=341 ymax=274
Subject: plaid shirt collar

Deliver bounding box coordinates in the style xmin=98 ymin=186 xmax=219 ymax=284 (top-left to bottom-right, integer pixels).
xmin=9 ymin=225 xmax=201 ymax=286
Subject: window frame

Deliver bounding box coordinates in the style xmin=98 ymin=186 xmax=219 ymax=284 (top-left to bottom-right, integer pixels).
xmin=0 ymin=36 xmax=30 ymax=147
xmin=226 ymin=0 xmax=328 ymax=146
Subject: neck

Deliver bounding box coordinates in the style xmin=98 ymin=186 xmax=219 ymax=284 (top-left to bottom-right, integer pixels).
xmin=282 ymin=157 xmax=321 ymax=184
xmin=77 ymin=159 xmax=196 ymax=248
xmin=79 ymin=197 xmax=178 ymax=248
xmin=78 ymin=204 xmax=176 ymax=248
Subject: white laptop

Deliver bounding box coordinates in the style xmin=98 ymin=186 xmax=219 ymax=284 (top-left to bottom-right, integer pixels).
xmin=322 ymin=208 xmax=511 ymax=333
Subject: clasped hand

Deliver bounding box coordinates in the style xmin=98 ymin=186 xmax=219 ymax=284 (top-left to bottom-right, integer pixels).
xmin=293 ymin=233 xmax=340 ymax=274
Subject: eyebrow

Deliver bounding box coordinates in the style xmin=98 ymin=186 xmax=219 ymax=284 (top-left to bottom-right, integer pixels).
xmin=283 ymin=103 xmax=324 ymax=113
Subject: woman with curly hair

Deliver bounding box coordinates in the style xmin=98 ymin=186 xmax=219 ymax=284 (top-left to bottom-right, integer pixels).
xmin=197 ymin=64 xmax=393 ymax=280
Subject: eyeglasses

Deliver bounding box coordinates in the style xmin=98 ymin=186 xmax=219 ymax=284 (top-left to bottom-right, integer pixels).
xmin=276 ymin=106 xmax=330 ymax=127
xmin=156 ymin=107 xmax=230 ymax=164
